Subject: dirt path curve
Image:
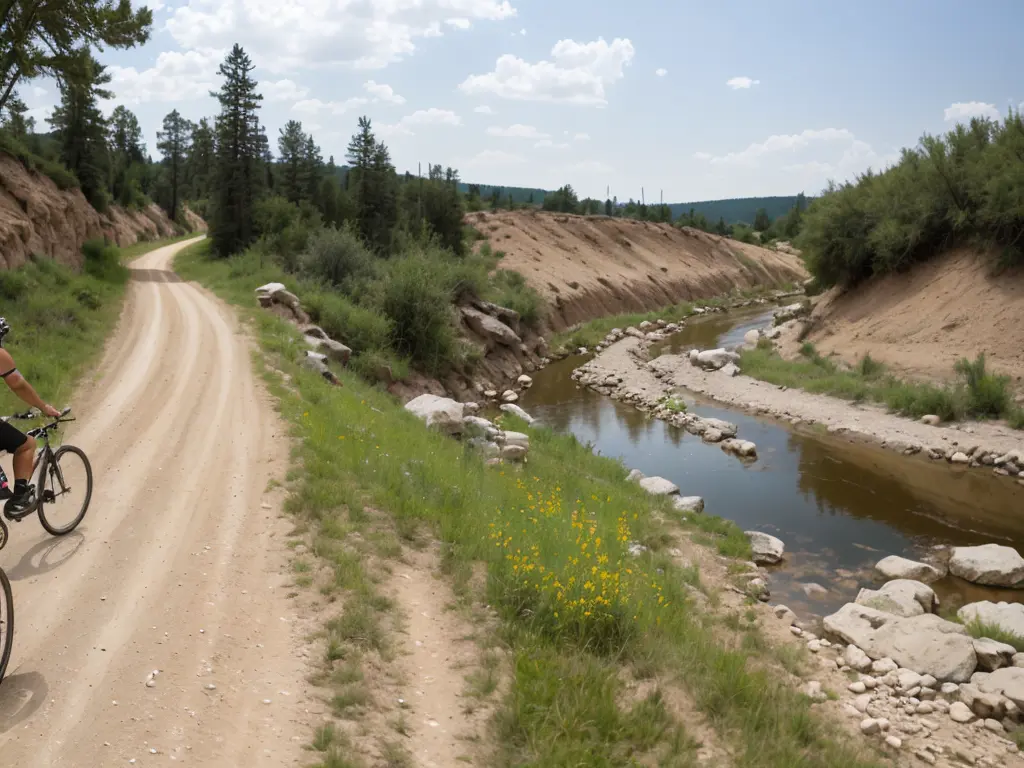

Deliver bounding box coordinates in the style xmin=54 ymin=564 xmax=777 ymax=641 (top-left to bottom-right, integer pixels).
xmin=0 ymin=237 xmax=312 ymax=767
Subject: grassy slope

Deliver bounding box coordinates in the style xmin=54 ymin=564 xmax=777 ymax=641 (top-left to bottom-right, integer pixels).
xmin=0 ymin=235 xmax=188 ymax=415
xmin=176 ymin=239 xmax=884 ymax=768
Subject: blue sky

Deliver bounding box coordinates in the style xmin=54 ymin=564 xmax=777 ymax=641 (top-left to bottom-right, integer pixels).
xmin=20 ymin=0 xmax=1024 ymax=201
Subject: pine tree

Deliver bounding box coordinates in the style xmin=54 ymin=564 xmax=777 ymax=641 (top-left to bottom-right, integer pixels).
xmin=184 ymin=118 xmax=215 ymax=201
xmin=48 ymin=53 xmax=112 ymax=210
xmin=2 ymin=94 xmax=34 ymax=136
xmin=302 ymin=133 xmax=322 ymax=204
xmin=156 ymin=109 xmax=192 ymax=220
xmin=1 ymin=2 xmax=151 ymax=114
xmin=277 ymin=119 xmax=305 ymax=203
xmin=109 ymin=106 xmax=145 ymax=163
xmin=346 ymin=117 xmax=397 ymax=253
xmin=209 ymin=44 xmax=263 ymax=257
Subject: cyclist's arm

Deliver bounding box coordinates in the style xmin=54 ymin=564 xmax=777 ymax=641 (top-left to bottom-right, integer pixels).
xmin=0 ymin=349 xmax=57 ymax=415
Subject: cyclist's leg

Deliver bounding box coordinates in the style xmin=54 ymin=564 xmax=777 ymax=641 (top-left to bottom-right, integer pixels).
xmin=0 ymin=422 xmax=35 ymax=516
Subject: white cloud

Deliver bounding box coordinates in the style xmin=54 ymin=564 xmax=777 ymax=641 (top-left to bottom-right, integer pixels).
xmin=692 ymin=127 xmax=896 ymax=196
xmin=104 ymin=49 xmax=221 ymax=106
xmin=655 ymin=68 xmax=667 ymax=77
xmin=459 ymin=37 xmax=635 ymax=106
xmin=573 ymin=132 xmax=590 ymax=141
xmin=534 ymin=139 xmax=569 ymax=149
xmin=379 ymin=108 xmax=462 ymax=136
xmin=262 ymin=78 xmax=309 ymax=102
xmin=726 ymin=76 xmax=760 ymax=90
xmin=363 ymin=80 xmax=405 ymax=105
xmin=944 ymin=101 xmax=1000 ymax=122
xmin=166 ymin=0 xmax=517 ymax=72
xmin=486 ymin=123 xmax=548 ymax=139
xmin=30 ymin=86 xmax=48 ymax=99
xmin=292 ymin=96 xmax=369 ymax=115
xmin=466 ymin=149 xmax=525 ymax=166
xmin=570 ymin=159 xmax=612 ymax=175
xmin=473 ymin=105 xmax=494 ymax=114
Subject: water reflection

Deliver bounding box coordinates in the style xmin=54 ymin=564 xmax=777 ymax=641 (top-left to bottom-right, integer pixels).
xmin=523 ymin=313 xmax=1024 ymax=615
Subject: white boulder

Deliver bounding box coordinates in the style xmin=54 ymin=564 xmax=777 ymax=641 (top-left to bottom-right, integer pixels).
xmin=874 ymin=555 xmax=943 ymax=584
xmin=745 ymin=531 xmax=785 ymax=565
xmin=500 ymin=444 xmax=528 ymax=461
xmin=696 ymin=348 xmax=740 ymax=371
xmin=500 ymin=403 xmax=535 ymax=424
xmin=844 ymin=644 xmax=873 ymax=672
xmin=855 ymin=579 xmax=938 ymax=617
xmin=720 ymin=362 xmax=741 ymax=377
xmin=501 ymin=431 xmax=530 ymax=450
xmin=501 ymin=390 xmax=519 ymax=403
xmin=517 ymin=374 xmax=533 ymax=388
xmin=972 ymin=638 xmax=1017 ymax=672
xmin=743 ymin=329 xmax=760 ymax=347
xmin=949 ymin=544 xmax=1024 ymax=587
xmin=638 ymin=476 xmax=680 ymax=496
xmin=672 ymin=496 xmax=705 ymax=514
xmin=625 ymin=469 xmax=645 ymax=483
xmin=823 ymin=603 xmax=977 ymax=682
xmin=405 ymin=394 xmax=465 ymax=435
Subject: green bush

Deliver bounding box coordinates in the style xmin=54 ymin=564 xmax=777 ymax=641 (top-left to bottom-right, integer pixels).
xmin=301 ymin=226 xmax=377 ymax=288
xmin=81 ymin=238 xmax=130 ymax=283
xmin=485 ymin=269 xmax=544 ymax=329
xmin=954 ymin=353 xmax=1011 ymax=418
xmin=375 ymin=251 xmax=460 ymax=375
xmin=0 ymin=129 xmax=80 ymax=190
xmin=348 ymin=348 xmax=411 ymax=384
xmin=801 ymin=112 xmax=1024 ymax=287
xmin=303 ymin=290 xmax=393 ymax=355
xmin=857 ymin=354 xmax=885 ymax=377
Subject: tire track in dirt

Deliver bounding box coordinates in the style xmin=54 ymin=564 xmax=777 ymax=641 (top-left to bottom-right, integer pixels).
xmin=0 ymin=237 xmax=313 ymax=767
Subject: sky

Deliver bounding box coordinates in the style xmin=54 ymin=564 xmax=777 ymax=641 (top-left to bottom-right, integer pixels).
xmin=19 ymin=0 xmax=1024 ymax=202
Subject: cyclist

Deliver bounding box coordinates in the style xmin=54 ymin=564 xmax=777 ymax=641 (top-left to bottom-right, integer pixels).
xmin=0 ymin=318 xmax=61 ymax=518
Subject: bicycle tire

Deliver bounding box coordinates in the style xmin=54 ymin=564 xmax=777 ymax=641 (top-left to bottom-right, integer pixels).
xmin=37 ymin=445 xmax=93 ymax=536
xmin=0 ymin=566 xmax=13 ymax=685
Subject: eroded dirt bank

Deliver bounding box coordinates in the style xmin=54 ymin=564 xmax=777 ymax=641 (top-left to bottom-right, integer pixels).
xmin=801 ymin=249 xmax=1024 ymax=383
xmin=471 ymin=210 xmax=808 ymax=332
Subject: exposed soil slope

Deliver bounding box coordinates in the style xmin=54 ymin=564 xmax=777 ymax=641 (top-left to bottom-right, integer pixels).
xmin=0 ymin=238 xmax=311 ymax=766
xmin=470 ymin=210 xmax=807 ymax=332
xmin=0 ymin=152 xmax=192 ymax=270
xmin=804 ymin=249 xmax=1024 ymax=383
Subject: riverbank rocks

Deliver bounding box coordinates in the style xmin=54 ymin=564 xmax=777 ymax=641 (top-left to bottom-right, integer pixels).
xmin=949 ymin=544 xmax=1024 ymax=587
xmin=743 ymin=329 xmax=761 ymax=347
xmin=405 ymin=394 xmax=465 ymax=435
xmin=855 ymin=579 xmax=938 ymax=617
xmin=302 ymin=325 xmax=352 ymax=364
xmin=694 ymin=348 xmax=740 ymax=371
xmin=638 ymin=476 xmax=680 ymax=496
xmin=972 ymin=638 xmax=1018 ymax=671
xmin=824 ymin=604 xmax=977 ymax=682
xmin=978 ymin=667 xmax=1024 ymax=708
xmin=746 ymin=531 xmax=785 ymax=564
xmin=461 ymin=306 xmax=521 ymax=348
xmin=958 ymin=601 xmax=1024 ymax=639
xmin=673 ymin=496 xmax=705 ymax=513
xmin=301 ymin=350 xmax=341 ymax=385
xmin=875 ymin=555 xmax=944 ymax=584
xmin=500 ymin=403 xmax=535 ymax=424
xmin=773 ymin=302 xmax=809 ymax=326
xmin=720 ymin=438 xmax=758 ymax=458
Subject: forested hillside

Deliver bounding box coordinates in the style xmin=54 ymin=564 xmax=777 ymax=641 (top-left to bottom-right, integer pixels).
xmin=667 ymin=196 xmax=806 ymax=225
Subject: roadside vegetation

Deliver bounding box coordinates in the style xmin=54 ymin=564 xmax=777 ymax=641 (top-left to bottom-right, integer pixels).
xmin=799 ymin=111 xmax=1024 ymax=287
xmin=740 ymin=342 xmax=1024 ymax=428
xmin=179 ymin=238 xmax=885 ymax=768
xmin=0 ymin=235 xmax=182 ymax=413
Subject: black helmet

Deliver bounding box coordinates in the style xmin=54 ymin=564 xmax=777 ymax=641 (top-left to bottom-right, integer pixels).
xmin=0 ymin=317 xmax=9 ymax=346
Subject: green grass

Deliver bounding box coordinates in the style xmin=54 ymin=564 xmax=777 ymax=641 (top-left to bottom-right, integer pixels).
xmin=0 ymin=234 xmax=187 ymax=415
xmin=964 ymin=618 xmax=1024 ymax=652
xmin=1 ymin=129 xmax=79 ymax=190
xmin=740 ymin=342 xmax=1024 ymax=427
xmin=177 ymin=238 xmax=885 ymax=768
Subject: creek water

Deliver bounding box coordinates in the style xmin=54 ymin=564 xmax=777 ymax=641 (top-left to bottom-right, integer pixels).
xmin=520 ymin=309 xmax=1024 ymax=617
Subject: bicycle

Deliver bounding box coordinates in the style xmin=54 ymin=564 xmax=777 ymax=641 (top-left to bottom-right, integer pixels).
xmin=0 ymin=565 xmax=10 ymax=684
xmin=0 ymin=408 xmax=93 ymax=552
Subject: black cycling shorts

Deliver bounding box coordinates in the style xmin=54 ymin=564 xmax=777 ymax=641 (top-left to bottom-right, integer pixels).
xmin=0 ymin=420 xmax=27 ymax=454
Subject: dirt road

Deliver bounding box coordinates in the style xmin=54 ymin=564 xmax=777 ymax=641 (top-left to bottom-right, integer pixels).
xmin=0 ymin=238 xmax=311 ymax=766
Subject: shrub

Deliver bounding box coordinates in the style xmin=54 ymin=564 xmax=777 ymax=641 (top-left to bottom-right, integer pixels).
xmin=303 ymin=290 xmax=393 ymax=355
xmin=81 ymin=238 xmax=129 ymax=284
xmin=301 ymin=226 xmax=377 ymax=288
xmin=375 ymin=252 xmax=459 ymax=375
xmin=486 ymin=269 xmax=544 ymax=329
xmin=857 ymin=354 xmax=885 ymax=377
xmin=349 ymin=348 xmax=410 ymax=385
xmin=954 ymin=353 xmax=1011 ymax=418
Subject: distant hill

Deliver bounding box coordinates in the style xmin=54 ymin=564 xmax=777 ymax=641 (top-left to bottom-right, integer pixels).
xmin=666 ymin=196 xmax=806 ymax=225
xmin=457 ymin=182 xmax=547 ymax=204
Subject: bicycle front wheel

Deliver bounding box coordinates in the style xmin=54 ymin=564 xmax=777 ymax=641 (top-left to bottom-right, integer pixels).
xmin=37 ymin=445 xmax=93 ymax=536
xmin=0 ymin=566 xmax=13 ymax=684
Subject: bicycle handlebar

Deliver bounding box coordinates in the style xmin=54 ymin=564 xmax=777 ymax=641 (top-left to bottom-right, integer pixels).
xmin=2 ymin=407 xmax=73 ymax=435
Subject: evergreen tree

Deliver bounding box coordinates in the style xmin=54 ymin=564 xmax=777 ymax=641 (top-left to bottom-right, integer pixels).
xmin=0 ymin=1 xmax=151 ymax=114
xmin=302 ymin=133 xmax=322 ymax=204
xmin=604 ymin=198 xmax=612 ymax=216
xmin=109 ymin=106 xmax=145 ymax=162
xmin=277 ymin=119 xmax=305 ymax=203
xmin=1 ymin=94 xmax=33 ymax=136
xmin=346 ymin=116 xmax=397 ymax=253
xmin=753 ymin=207 xmax=771 ymax=231
xmin=48 ymin=53 xmax=112 ymax=210
xmin=184 ymin=118 xmax=215 ymax=201
xmin=156 ymin=108 xmax=191 ymax=220
xmin=209 ymin=44 xmax=263 ymax=257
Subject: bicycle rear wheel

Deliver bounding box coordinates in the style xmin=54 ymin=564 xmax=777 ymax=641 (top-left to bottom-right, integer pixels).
xmin=37 ymin=445 xmax=93 ymax=536
xmin=0 ymin=566 xmax=12 ymax=684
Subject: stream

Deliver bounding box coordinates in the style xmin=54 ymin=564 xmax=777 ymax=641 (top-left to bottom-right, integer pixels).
xmin=520 ymin=308 xmax=1024 ymax=617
